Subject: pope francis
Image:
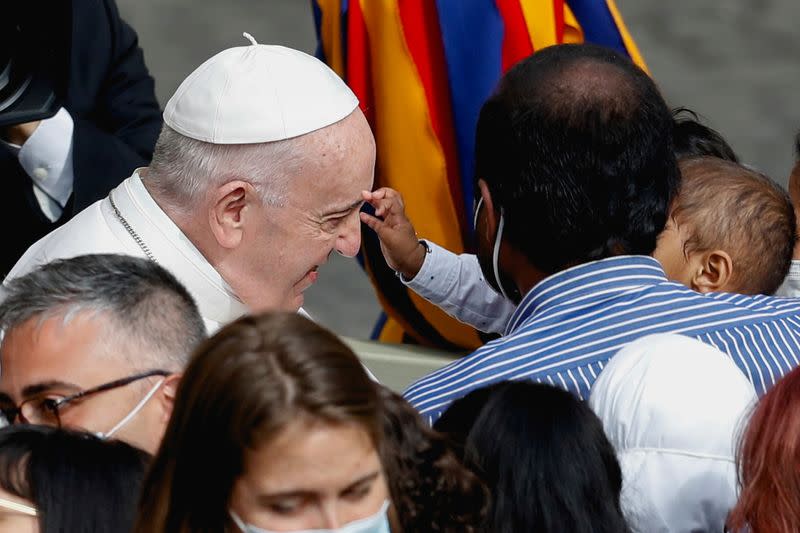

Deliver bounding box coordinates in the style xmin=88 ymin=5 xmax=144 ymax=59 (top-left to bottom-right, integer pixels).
xmin=3 ymin=34 xmax=376 ymax=332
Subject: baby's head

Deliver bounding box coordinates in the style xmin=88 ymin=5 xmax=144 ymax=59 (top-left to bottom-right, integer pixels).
xmin=654 ymin=157 xmax=795 ymax=295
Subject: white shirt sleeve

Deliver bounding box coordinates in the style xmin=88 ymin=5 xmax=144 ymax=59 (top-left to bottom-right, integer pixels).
xmin=2 ymin=107 xmax=75 ymax=222
xmin=402 ymin=240 xmax=516 ymax=334
xmin=775 ymin=260 xmax=800 ymax=297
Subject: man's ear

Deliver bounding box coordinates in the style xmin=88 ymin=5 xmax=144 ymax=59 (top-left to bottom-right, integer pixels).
xmin=208 ymin=180 xmax=256 ymax=249
xmin=692 ymin=250 xmax=733 ymax=294
xmin=158 ymin=373 xmax=181 ymax=423
xmin=477 ymin=179 xmax=499 ymax=240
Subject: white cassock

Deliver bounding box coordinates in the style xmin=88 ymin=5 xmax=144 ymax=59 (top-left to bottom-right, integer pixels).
xmin=5 ymin=170 xmax=250 ymax=333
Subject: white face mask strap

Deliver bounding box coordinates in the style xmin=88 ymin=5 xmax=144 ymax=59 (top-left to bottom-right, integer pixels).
xmin=100 ymin=378 xmax=164 ymax=439
xmin=492 ymin=210 xmax=509 ymax=300
xmin=473 ymin=197 xmax=483 ymax=230
xmin=0 ymin=497 xmax=37 ymax=516
xmin=230 ymin=511 xmax=249 ymax=532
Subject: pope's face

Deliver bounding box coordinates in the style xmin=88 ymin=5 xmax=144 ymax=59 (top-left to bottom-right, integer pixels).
xmin=240 ymin=109 xmax=375 ymax=312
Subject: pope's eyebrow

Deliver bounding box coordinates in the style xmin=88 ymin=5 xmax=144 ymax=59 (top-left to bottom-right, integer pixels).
xmin=322 ymin=199 xmax=364 ymax=217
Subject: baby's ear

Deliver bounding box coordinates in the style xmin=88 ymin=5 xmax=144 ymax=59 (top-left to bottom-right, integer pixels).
xmin=692 ymin=250 xmax=733 ymax=294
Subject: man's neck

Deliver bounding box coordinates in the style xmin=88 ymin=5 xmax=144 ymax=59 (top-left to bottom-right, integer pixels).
xmin=514 ymin=271 xmax=547 ymax=303
xmin=140 ymin=172 xmax=195 ymax=239
xmin=139 ymin=173 xmax=220 ymax=268
xmin=139 ymin=169 xmax=173 ymax=218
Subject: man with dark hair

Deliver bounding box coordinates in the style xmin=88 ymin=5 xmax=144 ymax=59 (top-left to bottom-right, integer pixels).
xmin=364 ymin=44 xmax=800 ymax=423
xmin=471 ymin=44 xmax=679 ymax=289
xmin=0 ymin=254 xmax=206 ymax=453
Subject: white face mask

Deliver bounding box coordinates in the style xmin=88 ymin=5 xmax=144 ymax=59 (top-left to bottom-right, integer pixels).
xmin=230 ymin=500 xmax=391 ymax=533
xmin=474 ymin=197 xmax=511 ymax=300
xmin=95 ymin=379 xmax=164 ymax=440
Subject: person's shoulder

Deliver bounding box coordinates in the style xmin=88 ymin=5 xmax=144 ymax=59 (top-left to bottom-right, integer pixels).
xmin=702 ymin=290 xmax=800 ymax=316
xmin=71 ymin=0 xmax=120 ymax=26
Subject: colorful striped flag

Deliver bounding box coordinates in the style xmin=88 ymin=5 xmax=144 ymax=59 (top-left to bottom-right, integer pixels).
xmin=313 ymin=0 xmax=648 ymax=350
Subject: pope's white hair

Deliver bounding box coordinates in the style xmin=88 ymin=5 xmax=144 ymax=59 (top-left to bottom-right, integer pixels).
xmin=146 ymin=124 xmax=307 ymax=212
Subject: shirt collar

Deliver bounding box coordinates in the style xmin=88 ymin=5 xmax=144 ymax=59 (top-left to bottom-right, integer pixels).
xmin=505 ymin=256 xmax=668 ymax=335
xmin=107 ymin=170 xmax=249 ymax=328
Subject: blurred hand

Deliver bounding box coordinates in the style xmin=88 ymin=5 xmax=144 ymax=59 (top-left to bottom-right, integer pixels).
xmin=3 ymin=121 xmax=41 ymax=146
xmin=360 ymin=188 xmax=427 ymax=280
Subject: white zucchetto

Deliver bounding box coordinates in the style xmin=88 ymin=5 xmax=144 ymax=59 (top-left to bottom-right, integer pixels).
xmin=163 ymin=33 xmax=359 ymax=144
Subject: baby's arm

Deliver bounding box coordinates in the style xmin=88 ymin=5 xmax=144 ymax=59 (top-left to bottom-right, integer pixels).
xmin=361 ymin=189 xmax=515 ymax=333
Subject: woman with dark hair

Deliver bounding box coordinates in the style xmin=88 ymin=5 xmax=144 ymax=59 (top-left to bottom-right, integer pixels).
xmin=0 ymin=425 xmax=150 ymax=532
xmin=378 ymin=386 xmax=487 ymax=532
xmin=137 ymin=312 xmax=483 ymax=532
xmin=727 ymin=365 xmax=800 ymax=533
xmin=435 ymin=381 xmax=631 ymax=533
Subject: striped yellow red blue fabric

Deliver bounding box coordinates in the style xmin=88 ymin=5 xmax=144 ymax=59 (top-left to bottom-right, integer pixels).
xmin=312 ymin=0 xmax=648 ymax=350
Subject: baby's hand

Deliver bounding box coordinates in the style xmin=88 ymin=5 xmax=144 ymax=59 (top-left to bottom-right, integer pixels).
xmin=361 ymin=188 xmax=427 ymax=280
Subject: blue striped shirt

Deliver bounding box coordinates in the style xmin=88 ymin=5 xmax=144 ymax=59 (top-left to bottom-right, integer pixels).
xmin=404 ymin=256 xmax=800 ymax=423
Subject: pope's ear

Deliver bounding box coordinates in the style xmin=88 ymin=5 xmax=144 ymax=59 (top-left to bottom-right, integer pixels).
xmin=208 ymin=180 xmax=253 ymax=248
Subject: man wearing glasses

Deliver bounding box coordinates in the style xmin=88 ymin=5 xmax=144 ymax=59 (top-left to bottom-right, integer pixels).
xmin=0 ymin=254 xmax=206 ymax=453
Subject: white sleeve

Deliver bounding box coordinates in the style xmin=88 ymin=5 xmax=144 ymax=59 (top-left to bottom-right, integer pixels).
xmin=16 ymin=108 xmax=76 ymax=220
xmin=775 ymin=260 xmax=800 ymax=297
xmin=403 ymin=240 xmax=516 ymax=334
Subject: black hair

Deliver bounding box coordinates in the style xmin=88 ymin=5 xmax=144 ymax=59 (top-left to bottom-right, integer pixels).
xmin=378 ymin=386 xmax=488 ymax=532
xmin=0 ymin=425 xmax=151 ymax=533
xmin=436 ymin=381 xmax=630 ymax=533
xmin=475 ymin=44 xmax=679 ymax=274
xmin=672 ymin=107 xmax=739 ymax=162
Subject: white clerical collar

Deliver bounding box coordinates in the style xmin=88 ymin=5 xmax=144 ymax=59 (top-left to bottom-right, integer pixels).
xmin=105 ymin=170 xmax=249 ymax=328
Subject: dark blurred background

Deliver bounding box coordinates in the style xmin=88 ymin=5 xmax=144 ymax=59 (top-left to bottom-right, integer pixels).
xmin=116 ymin=0 xmax=800 ymax=338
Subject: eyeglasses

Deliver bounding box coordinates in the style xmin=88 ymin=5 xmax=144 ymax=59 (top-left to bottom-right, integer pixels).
xmin=0 ymin=369 xmax=170 ymax=427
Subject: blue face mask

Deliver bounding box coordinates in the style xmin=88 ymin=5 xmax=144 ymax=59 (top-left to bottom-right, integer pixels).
xmin=230 ymin=500 xmax=391 ymax=533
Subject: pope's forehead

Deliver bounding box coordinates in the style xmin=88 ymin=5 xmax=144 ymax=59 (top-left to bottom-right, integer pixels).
xmin=288 ymin=116 xmax=374 ymax=182
xmin=305 ymin=110 xmax=373 ymax=153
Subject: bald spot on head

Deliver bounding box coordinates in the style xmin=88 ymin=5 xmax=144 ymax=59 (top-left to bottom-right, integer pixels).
xmin=499 ymin=58 xmax=641 ymax=129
